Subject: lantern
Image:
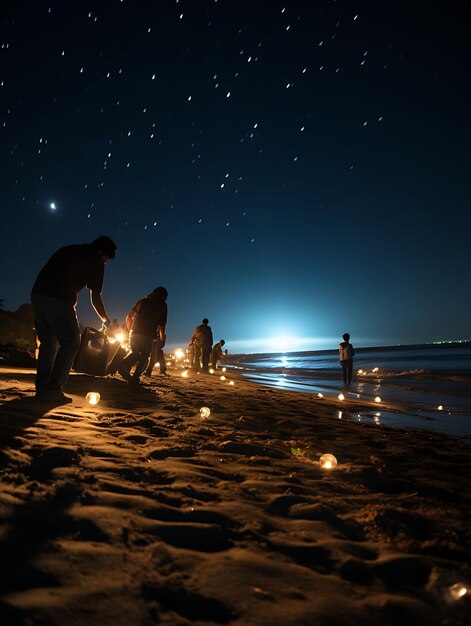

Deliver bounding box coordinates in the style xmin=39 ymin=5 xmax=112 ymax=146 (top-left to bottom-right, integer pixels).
xmin=319 ymin=454 xmax=338 ymax=470
xmin=86 ymin=392 xmax=100 ymax=405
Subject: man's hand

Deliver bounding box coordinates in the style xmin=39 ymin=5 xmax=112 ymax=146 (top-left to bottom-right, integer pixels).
xmin=102 ymin=318 xmax=111 ymax=331
xmin=160 ymin=334 xmax=166 ymax=348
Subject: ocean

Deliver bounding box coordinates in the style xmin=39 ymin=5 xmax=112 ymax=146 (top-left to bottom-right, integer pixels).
xmin=225 ymin=343 xmax=471 ymax=441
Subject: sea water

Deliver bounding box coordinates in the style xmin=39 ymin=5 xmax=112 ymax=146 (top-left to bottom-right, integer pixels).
xmin=225 ymin=343 xmax=471 ymax=440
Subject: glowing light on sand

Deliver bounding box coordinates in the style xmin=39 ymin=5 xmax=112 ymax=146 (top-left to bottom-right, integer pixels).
xmin=229 ymin=380 xmax=235 ymax=385
xmin=319 ymin=453 xmax=338 ymax=470
xmin=200 ymin=406 xmax=211 ymax=418
xmin=447 ymin=583 xmax=468 ymax=601
xmin=358 ymin=369 xmax=364 ymax=374
xmin=372 ymin=367 xmax=379 ymax=372
xmin=338 ymin=411 xmax=342 ymax=419
xmin=222 ymin=367 xmax=227 ymax=372
xmin=437 ymin=405 xmax=443 ymax=411
xmin=209 ymin=368 xmax=215 ymax=374
xmin=182 ymin=370 xmax=188 ymax=378
xmin=175 ymin=348 xmax=185 ymax=360
xmin=86 ymin=392 xmax=100 ymax=405
xmin=374 ymin=396 xmax=381 ymax=403
xmin=338 ymin=393 xmax=345 ymax=401
xmin=220 ymin=375 xmax=226 ymax=381
xmin=317 ymin=392 xmax=324 ymax=398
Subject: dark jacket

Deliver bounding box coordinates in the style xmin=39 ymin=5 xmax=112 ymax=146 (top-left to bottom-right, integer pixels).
xmin=129 ymin=293 xmax=167 ymax=339
xmin=192 ymin=323 xmax=213 ymax=347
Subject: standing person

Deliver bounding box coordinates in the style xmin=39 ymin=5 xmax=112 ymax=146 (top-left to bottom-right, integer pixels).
xmin=339 ymin=332 xmax=355 ymax=387
xmin=210 ymin=339 xmax=226 ymax=371
xmin=190 ymin=318 xmax=213 ymax=372
xmin=118 ymin=287 xmax=167 ymax=384
xmin=145 ymin=336 xmax=167 ymax=377
xmin=31 ymin=236 xmax=117 ymax=402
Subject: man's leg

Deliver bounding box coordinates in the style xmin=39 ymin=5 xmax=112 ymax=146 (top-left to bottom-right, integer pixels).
xmin=341 ymin=361 xmax=347 ymax=386
xmin=347 ymin=360 xmax=353 ymax=385
xmin=201 ymin=346 xmax=211 ymax=372
xmin=192 ymin=344 xmax=201 ymax=370
xmin=145 ymin=340 xmax=158 ymax=376
xmin=119 ymin=333 xmax=141 ymax=381
xmin=133 ymin=335 xmax=154 ymax=381
xmin=32 ymin=297 xmax=59 ymax=393
xmin=47 ymin=304 xmax=81 ymax=392
xmin=157 ymin=346 xmax=167 ymax=374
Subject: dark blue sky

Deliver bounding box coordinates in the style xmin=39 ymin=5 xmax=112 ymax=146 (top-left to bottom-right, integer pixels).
xmin=1 ymin=0 xmax=469 ymax=352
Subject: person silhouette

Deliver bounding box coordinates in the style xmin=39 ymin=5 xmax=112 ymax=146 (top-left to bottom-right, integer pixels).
xmin=339 ymin=332 xmax=355 ymax=386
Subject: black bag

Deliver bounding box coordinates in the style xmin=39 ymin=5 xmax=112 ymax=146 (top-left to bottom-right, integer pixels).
xmin=73 ymin=327 xmax=126 ymax=376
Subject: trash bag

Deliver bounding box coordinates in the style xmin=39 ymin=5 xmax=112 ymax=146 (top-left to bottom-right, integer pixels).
xmin=73 ymin=327 xmax=126 ymax=376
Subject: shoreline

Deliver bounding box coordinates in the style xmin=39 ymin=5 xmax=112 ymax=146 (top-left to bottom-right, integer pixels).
xmin=1 ymin=365 xmax=470 ymax=625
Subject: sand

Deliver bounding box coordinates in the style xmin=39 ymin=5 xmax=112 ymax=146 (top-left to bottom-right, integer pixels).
xmin=0 ymin=365 xmax=470 ymax=626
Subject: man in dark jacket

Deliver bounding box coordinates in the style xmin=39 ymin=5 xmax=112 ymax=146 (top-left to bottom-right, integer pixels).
xmin=190 ymin=318 xmax=213 ymax=372
xmin=31 ymin=236 xmax=117 ymax=402
xmin=118 ymin=287 xmax=168 ymax=383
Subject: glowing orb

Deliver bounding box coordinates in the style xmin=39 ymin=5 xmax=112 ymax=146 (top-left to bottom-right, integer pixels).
xmin=374 ymin=396 xmax=381 ymax=403
xmin=222 ymin=367 xmax=227 ymax=372
xmin=448 ymin=583 xmax=468 ymax=601
xmin=319 ymin=453 xmax=338 ymax=470
xmin=175 ymin=349 xmax=185 ymax=360
xmin=86 ymin=392 xmax=100 ymax=405
xmin=200 ymin=406 xmax=211 ymax=419
xmin=49 ymin=202 xmax=57 ymax=211
xmin=437 ymin=405 xmax=443 ymax=411
xmin=317 ymin=392 xmax=324 ymax=398
xmin=372 ymin=367 xmax=379 ymax=372
xmin=220 ymin=375 xmax=226 ymax=381
xmin=115 ymin=332 xmax=125 ymax=343
xmin=229 ymin=380 xmax=235 ymax=385
xmin=338 ymin=393 xmax=345 ymax=401
xmin=209 ymin=368 xmax=215 ymax=374
xmin=358 ymin=369 xmax=364 ymax=374
xmin=181 ymin=370 xmax=188 ymax=378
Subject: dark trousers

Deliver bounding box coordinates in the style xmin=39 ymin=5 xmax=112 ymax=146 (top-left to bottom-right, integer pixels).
xmin=201 ymin=345 xmax=211 ymax=372
xmin=191 ymin=343 xmax=201 ymax=369
xmin=341 ymin=359 xmax=353 ymax=385
xmin=122 ymin=333 xmax=154 ymax=381
xmin=145 ymin=339 xmax=166 ymax=375
xmin=31 ymin=294 xmax=81 ymax=393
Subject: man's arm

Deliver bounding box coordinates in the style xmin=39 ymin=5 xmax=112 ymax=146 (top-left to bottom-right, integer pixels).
xmin=125 ymin=304 xmax=139 ymax=331
xmin=90 ymin=290 xmax=110 ymax=324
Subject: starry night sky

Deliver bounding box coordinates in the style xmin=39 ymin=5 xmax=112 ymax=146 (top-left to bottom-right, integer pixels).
xmin=1 ymin=0 xmax=469 ymax=353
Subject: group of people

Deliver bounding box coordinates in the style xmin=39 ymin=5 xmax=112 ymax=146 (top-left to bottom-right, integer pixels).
xmin=187 ymin=318 xmax=226 ymax=373
xmin=30 ymin=236 xmax=227 ymax=402
xmin=30 ymin=236 xmax=354 ymax=403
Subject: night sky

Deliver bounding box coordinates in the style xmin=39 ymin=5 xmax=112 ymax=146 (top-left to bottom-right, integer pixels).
xmin=1 ymin=0 xmax=469 ymax=353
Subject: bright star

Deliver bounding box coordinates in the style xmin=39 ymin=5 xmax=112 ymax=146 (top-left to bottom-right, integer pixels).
xmin=49 ymin=202 xmax=56 ymax=211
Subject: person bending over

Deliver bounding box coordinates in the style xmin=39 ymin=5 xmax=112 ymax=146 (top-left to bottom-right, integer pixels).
xmin=119 ymin=287 xmax=168 ymax=384
xmin=31 ymin=236 xmax=117 ymax=402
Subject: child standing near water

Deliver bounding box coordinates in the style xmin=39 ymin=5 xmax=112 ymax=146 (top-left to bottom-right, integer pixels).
xmin=339 ymin=332 xmax=355 ymax=386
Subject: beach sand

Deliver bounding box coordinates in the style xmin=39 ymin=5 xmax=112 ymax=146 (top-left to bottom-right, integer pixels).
xmin=0 ymin=365 xmax=470 ymax=625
